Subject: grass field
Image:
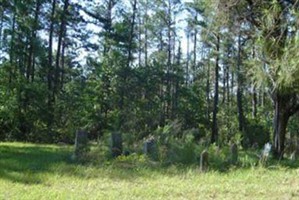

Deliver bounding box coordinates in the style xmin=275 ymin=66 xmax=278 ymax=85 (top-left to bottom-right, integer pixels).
xmin=0 ymin=142 xmax=299 ymax=200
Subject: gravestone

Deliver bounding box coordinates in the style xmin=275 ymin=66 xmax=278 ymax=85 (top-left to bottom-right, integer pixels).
xmin=251 ymin=142 xmax=259 ymax=149
xmin=143 ymin=137 xmax=158 ymax=160
xmin=291 ymin=138 xmax=299 ymax=160
xmin=290 ymin=151 xmax=296 ymax=160
xmin=230 ymin=143 xmax=238 ymax=165
xmin=111 ymin=132 xmax=123 ymax=158
xmin=74 ymin=130 xmax=89 ymax=160
xmin=200 ymin=150 xmax=209 ymax=172
xmin=260 ymin=142 xmax=271 ymax=165
xmin=290 ymin=149 xmax=299 ymax=161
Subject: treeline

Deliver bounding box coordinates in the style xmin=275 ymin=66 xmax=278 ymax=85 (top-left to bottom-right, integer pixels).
xmin=0 ymin=0 xmax=298 ymax=159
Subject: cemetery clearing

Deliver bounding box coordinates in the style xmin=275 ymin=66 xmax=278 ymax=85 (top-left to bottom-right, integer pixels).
xmin=0 ymin=142 xmax=299 ymax=200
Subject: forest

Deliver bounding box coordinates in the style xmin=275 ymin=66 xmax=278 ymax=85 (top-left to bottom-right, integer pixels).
xmin=1 ymin=0 xmax=299 ymax=160
xmin=1 ymin=0 xmax=299 ymax=199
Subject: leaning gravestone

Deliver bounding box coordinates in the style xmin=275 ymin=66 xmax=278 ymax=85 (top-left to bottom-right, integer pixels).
xmin=74 ymin=130 xmax=89 ymax=160
xmin=111 ymin=132 xmax=123 ymax=158
xmin=143 ymin=137 xmax=158 ymax=160
xmin=230 ymin=143 xmax=238 ymax=165
xmin=200 ymin=150 xmax=209 ymax=172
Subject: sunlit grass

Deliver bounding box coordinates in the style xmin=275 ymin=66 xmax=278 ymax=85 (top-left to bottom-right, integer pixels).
xmin=0 ymin=142 xmax=299 ymax=199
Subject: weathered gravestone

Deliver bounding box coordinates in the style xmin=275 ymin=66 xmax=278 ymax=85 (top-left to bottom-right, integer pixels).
xmin=290 ymin=149 xmax=299 ymax=161
xmin=74 ymin=130 xmax=89 ymax=160
xmin=143 ymin=137 xmax=158 ymax=160
xmin=260 ymin=142 xmax=271 ymax=165
xmin=200 ymin=150 xmax=209 ymax=172
xmin=230 ymin=143 xmax=238 ymax=165
xmin=290 ymin=139 xmax=299 ymax=160
xmin=111 ymin=132 xmax=123 ymax=158
xmin=290 ymin=151 xmax=297 ymax=160
xmin=251 ymin=142 xmax=259 ymax=149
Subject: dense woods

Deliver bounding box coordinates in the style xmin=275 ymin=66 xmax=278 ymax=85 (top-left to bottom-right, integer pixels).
xmin=0 ymin=0 xmax=299 ymax=159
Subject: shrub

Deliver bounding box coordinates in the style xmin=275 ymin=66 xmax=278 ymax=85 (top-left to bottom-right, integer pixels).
xmin=244 ymin=119 xmax=270 ymax=148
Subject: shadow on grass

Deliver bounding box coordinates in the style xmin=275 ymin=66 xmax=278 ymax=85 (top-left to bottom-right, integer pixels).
xmin=0 ymin=143 xmax=155 ymax=184
xmin=0 ymin=143 xmax=73 ymax=185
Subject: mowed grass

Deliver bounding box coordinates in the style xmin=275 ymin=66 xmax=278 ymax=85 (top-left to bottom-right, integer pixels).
xmin=0 ymin=142 xmax=299 ymax=200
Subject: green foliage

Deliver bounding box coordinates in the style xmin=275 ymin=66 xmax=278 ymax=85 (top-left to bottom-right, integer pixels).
xmin=1 ymin=0 xmax=298 ymax=160
xmin=217 ymin=106 xmax=241 ymax=146
xmin=288 ymin=115 xmax=299 ymax=137
xmin=0 ymin=88 xmax=18 ymax=140
xmin=154 ymin=120 xmax=182 ymax=144
xmin=159 ymin=135 xmax=198 ymax=165
xmin=244 ymin=118 xmax=270 ymax=148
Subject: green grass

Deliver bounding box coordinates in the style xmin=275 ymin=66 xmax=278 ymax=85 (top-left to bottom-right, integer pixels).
xmin=0 ymin=142 xmax=299 ymax=200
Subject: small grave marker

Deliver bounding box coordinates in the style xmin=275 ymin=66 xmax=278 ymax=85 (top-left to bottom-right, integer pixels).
xmin=143 ymin=137 xmax=158 ymax=160
xmin=74 ymin=130 xmax=89 ymax=160
xmin=111 ymin=132 xmax=123 ymax=158
xmin=230 ymin=143 xmax=238 ymax=165
xmin=200 ymin=150 xmax=209 ymax=172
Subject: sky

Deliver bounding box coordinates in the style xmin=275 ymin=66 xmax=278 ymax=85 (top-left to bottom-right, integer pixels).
xmin=76 ymin=0 xmax=196 ymax=64
xmin=0 ymin=0 xmax=197 ymax=65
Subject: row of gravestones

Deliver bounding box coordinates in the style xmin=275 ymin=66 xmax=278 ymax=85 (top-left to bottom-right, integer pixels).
xmin=199 ymin=143 xmax=238 ymax=172
xmin=74 ymin=130 xmax=239 ymax=168
xmin=73 ymin=131 xmax=299 ymax=168
xmin=73 ymin=130 xmax=239 ymax=170
xmin=74 ymin=130 xmax=255 ymax=167
xmin=111 ymin=133 xmax=158 ymax=159
xmin=73 ymin=131 xmax=158 ymax=160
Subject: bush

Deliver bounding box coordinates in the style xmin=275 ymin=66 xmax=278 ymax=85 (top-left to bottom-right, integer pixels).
xmin=244 ymin=119 xmax=270 ymax=148
xmin=161 ymin=139 xmax=198 ymax=165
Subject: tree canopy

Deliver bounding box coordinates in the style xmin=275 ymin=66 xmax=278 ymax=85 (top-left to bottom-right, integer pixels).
xmin=0 ymin=0 xmax=298 ymax=158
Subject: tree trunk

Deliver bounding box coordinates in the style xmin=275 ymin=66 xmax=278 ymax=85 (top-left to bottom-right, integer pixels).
xmin=103 ymin=0 xmax=114 ymax=56
xmin=27 ymin=0 xmax=41 ymax=83
xmin=172 ymin=16 xmax=176 ymax=65
xmin=60 ymin=34 xmax=66 ymax=89
xmin=226 ymin=61 xmax=230 ymax=105
xmin=272 ymin=92 xmax=299 ymax=159
xmin=186 ymin=31 xmax=190 ymax=86
xmin=236 ymin=33 xmax=245 ymax=132
xmin=0 ymin=8 xmax=3 ymax=50
xmin=211 ymin=34 xmax=220 ymax=144
xmin=251 ymin=45 xmax=257 ymax=118
xmin=252 ymin=85 xmax=257 ymax=118
xmin=193 ymin=16 xmax=197 ymax=72
xmin=222 ymin=63 xmax=227 ymax=104
xmin=144 ymin=0 xmax=148 ymax=67
xmin=55 ymin=0 xmax=69 ymax=94
xmin=206 ymin=53 xmax=210 ymax=127
xmin=138 ymin=12 xmax=142 ymax=68
xmin=47 ymin=0 xmax=57 ymax=135
xmin=9 ymin=13 xmax=16 ymax=85
xmin=273 ymin=93 xmax=290 ymax=159
xmin=166 ymin=0 xmax=172 ymax=120
xmin=127 ymin=0 xmax=137 ymax=68
xmin=48 ymin=0 xmax=56 ymax=90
